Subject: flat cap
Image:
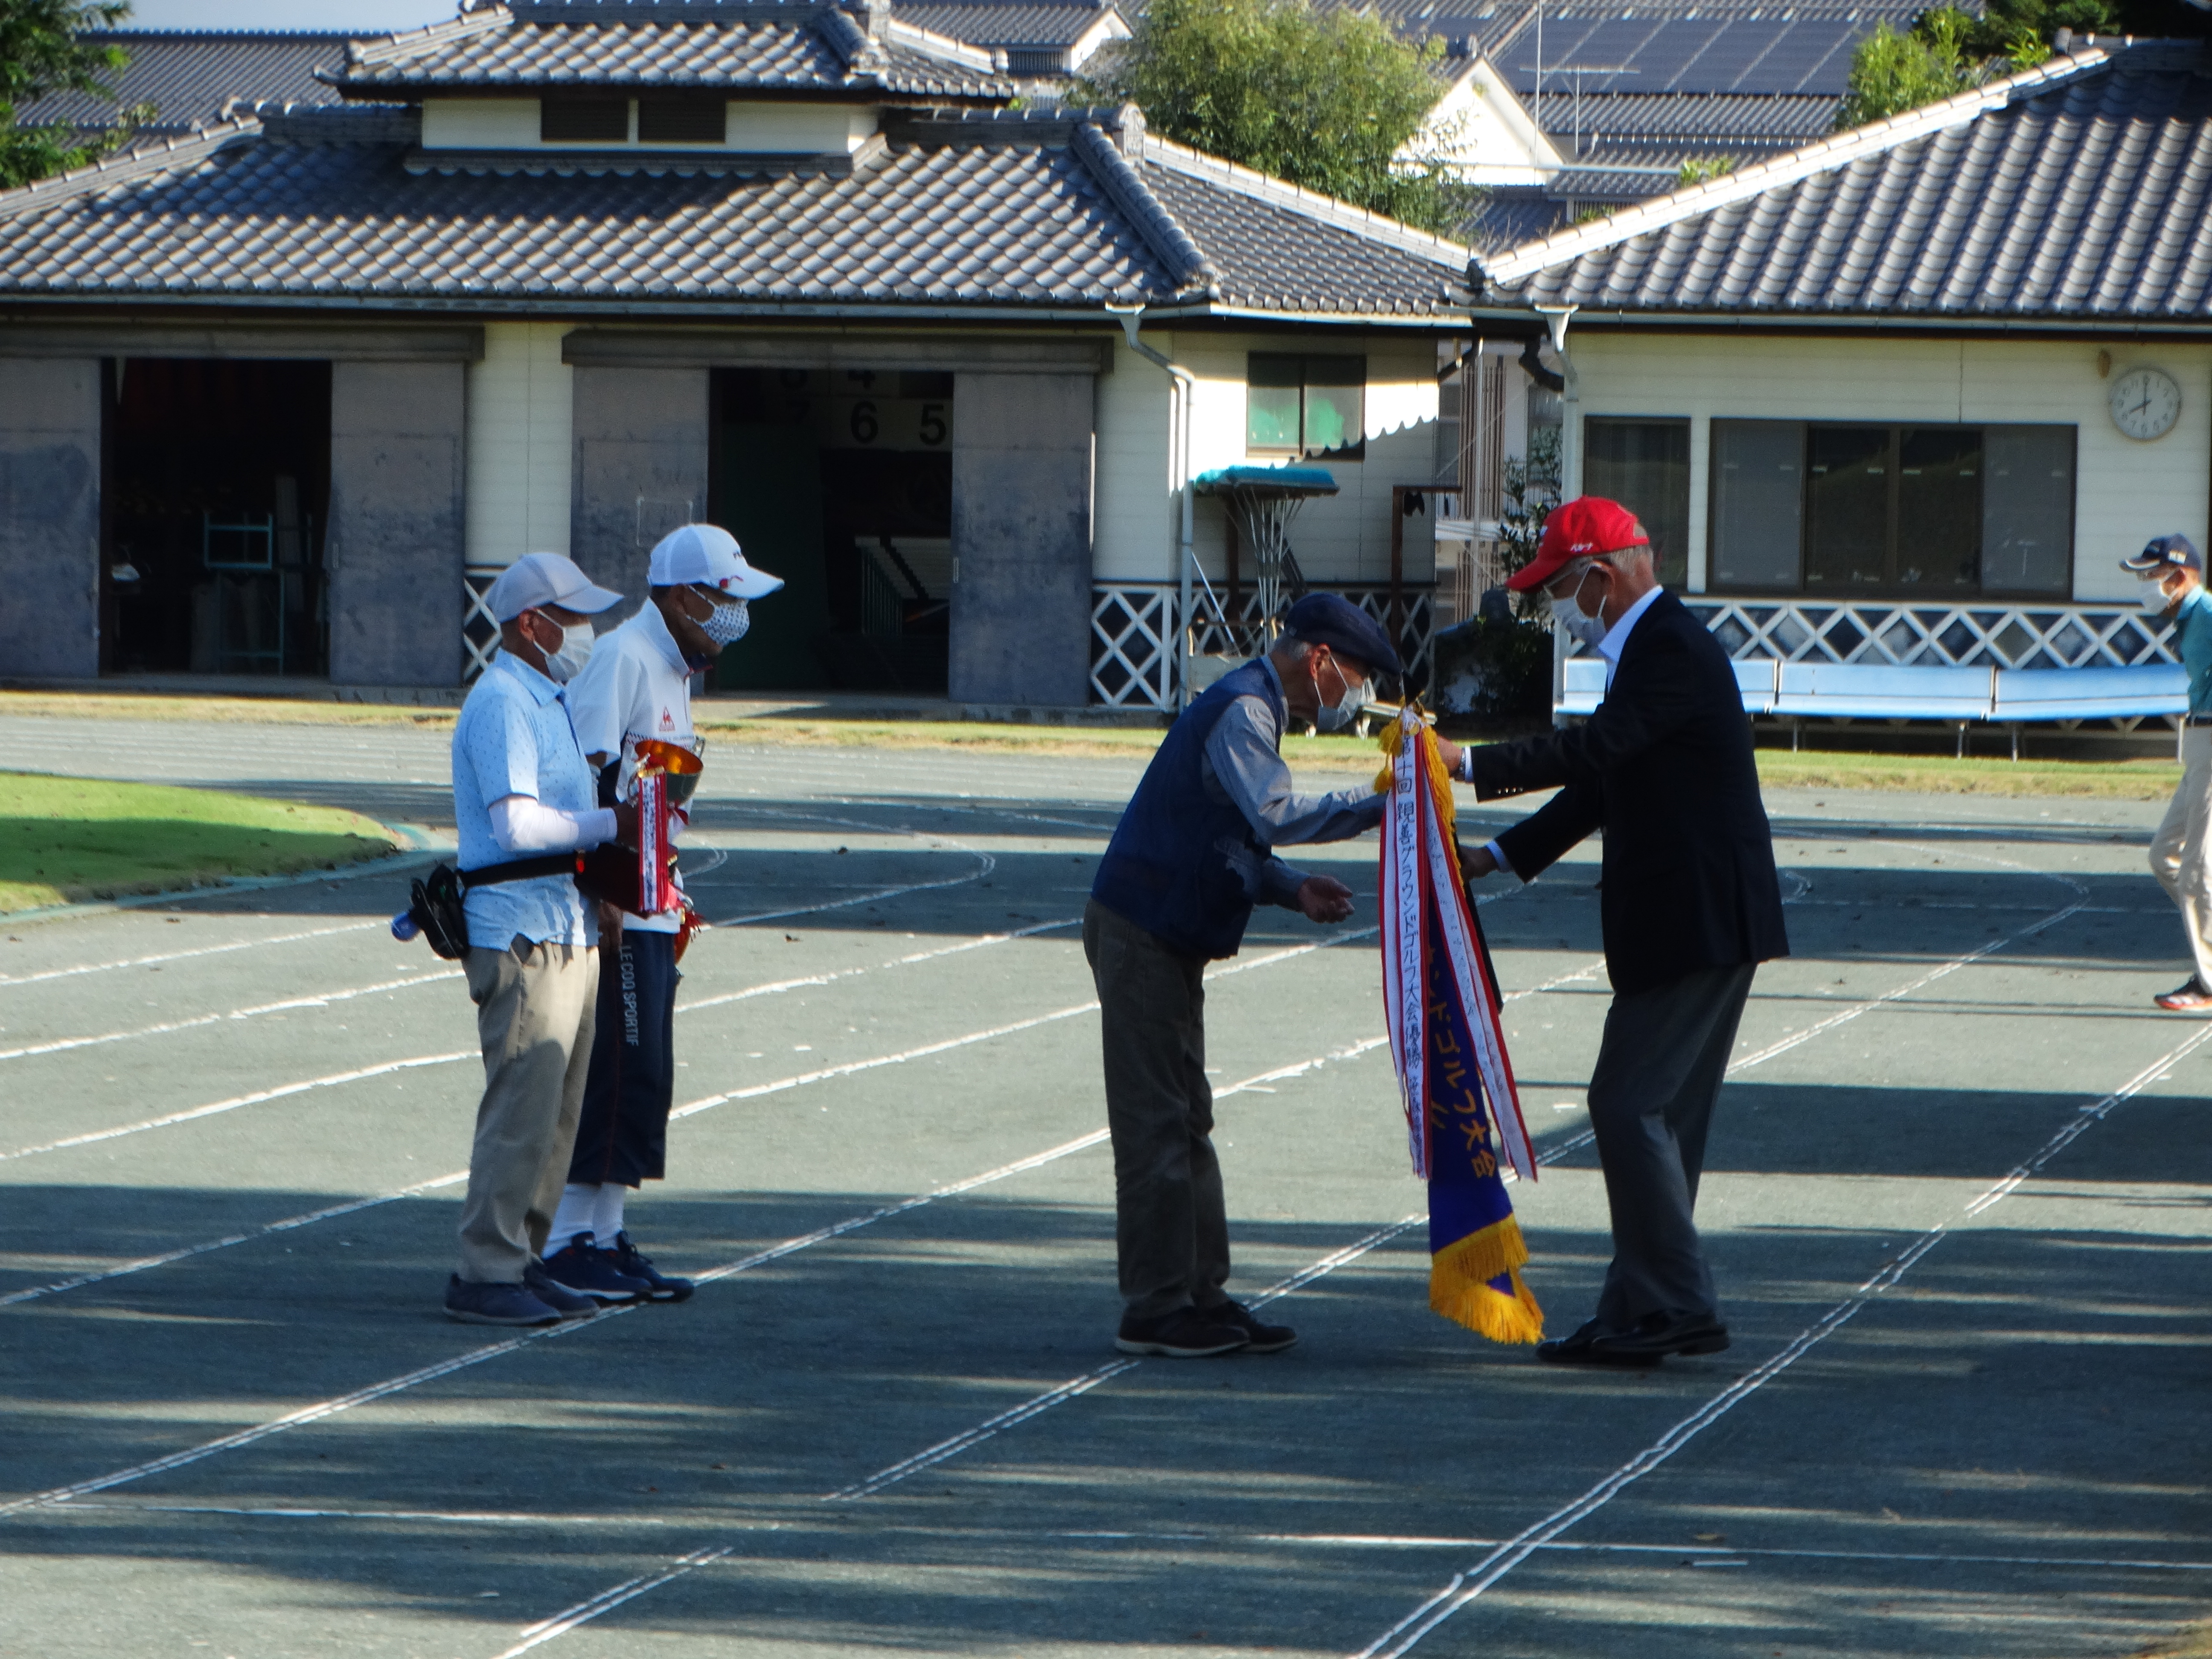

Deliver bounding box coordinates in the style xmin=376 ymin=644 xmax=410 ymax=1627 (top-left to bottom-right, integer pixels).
xmin=1283 ymin=592 xmax=1403 ymax=678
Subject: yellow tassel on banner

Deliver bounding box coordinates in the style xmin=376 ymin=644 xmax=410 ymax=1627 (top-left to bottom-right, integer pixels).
xmin=1428 ymin=1216 xmax=1546 ymax=1345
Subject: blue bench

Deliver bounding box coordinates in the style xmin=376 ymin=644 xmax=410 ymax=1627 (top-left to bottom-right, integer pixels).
xmin=1559 ymin=656 xmax=1778 ymax=716
xmin=1556 ymin=656 xmax=2184 ymax=757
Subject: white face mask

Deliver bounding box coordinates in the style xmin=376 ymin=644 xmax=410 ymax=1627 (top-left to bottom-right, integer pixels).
xmin=1550 ymin=568 xmax=1609 ymax=649
xmin=1313 ymin=655 xmax=1365 ymax=733
xmin=699 ymin=595 xmax=750 ymax=647
xmin=2144 ymin=578 xmax=2185 ymax=616
xmin=533 ymin=613 xmax=594 ymax=684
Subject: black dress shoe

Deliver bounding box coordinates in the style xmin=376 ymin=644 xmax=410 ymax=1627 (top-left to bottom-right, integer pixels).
xmin=1536 ymin=1317 xmax=1654 ymax=1367
xmin=1588 ymin=1311 xmax=1730 ymax=1362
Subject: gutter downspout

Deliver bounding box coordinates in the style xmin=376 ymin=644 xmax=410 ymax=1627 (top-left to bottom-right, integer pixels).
xmin=1533 ymin=303 xmax=1579 ymax=730
xmin=1109 ymin=303 xmax=1199 ymax=712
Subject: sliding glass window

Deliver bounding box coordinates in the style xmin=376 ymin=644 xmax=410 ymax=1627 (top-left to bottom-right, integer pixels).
xmin=1583 ymin=417 xmax=1690 ymax=588
xmin=1710 ymin=420 xmax=2073 ymax=598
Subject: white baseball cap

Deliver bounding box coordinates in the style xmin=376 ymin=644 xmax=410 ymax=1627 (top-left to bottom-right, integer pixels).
xmin=483 ymin=552 xmax=624 ymax=623
xmin=648 ymin=524 xmax=784 ymax=600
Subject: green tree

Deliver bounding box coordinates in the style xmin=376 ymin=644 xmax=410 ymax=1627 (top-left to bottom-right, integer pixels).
xmin=1077 ymin=0 xmax=1462 ymax=232
xmin=1835 ymin=0 xmax=2123 ymax=129
xmin=2 ymin=0 xmax=143 ymax=190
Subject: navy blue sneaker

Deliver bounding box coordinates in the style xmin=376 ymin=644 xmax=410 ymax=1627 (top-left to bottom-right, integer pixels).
xmin=609 ymin=1231 xmax=695 ymax=1302
xmin=444 ymin=1275 xmax=562 ymax=1327
xmin=523 ymin=1257 xmax=607 ymax=1317
xmin=538 ymin=1235 xmax=649 ymax=1305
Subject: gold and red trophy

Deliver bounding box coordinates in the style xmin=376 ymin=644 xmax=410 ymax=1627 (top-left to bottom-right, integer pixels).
xmin=582 ymin=737 xmax=706 ymax=959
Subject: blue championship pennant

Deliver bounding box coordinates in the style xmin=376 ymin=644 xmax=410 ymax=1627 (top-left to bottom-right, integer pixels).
xmin=1378 ymin=709 xmax=1543 ymax=1343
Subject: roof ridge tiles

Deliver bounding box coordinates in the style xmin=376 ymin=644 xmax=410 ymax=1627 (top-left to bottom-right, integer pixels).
xmin=345 ymin=3 xmax=514 ymax=68
xmin=1069 ymin=121 xmax=1215 ymax=293
xmin=1130 ymin=130 xmax=1470 ymax=270
xmin=0 ymin=111 xmax=262 ymax=222
xmin=882 ymin=16 xmax=1004 ymax=73
xmin=1486 ymin=44 xmax=2120 ymax=288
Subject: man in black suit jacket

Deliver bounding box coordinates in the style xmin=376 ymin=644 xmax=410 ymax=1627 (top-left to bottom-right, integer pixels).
xmin=1433 ymin=496 xmax=1787 ymax=1365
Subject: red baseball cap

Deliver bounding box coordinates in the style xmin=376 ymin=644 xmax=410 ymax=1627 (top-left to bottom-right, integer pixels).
xmin=1508 ymin=495 xmax=1650 ymax=591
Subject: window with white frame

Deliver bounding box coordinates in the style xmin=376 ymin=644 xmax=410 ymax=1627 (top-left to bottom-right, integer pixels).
xmin=1709 ymin=420 xmax=2076 ymax=598
xmin=1246 ymin=354 xmax=1365 ymax=461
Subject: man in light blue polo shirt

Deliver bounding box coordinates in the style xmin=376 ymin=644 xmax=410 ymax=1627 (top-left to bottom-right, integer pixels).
xmin=2131 ymin=535 xmax=2212 ymax=1013
xmin=445 ymin=553 xmax=632 ymax=1326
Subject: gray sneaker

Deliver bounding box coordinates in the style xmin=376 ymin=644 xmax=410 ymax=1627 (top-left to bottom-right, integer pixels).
xmin=444 ymin=1275 xmax=561 ymax=1327
xmin=1115 ymin=1305 xmax=1249 ymax=1358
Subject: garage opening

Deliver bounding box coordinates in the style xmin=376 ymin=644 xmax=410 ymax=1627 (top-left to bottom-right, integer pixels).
xmin=708 ymin=366 xmax=952 ymax=692
xmin=102 ymin=358 xmax=332 ymax=676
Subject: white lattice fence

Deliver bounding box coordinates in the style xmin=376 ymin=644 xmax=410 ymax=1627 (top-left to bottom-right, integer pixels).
xmin=1091 ymin=582 xmax=1437 ymax=710
xmin=1679 ymin=600 xmax=2178 ymax=670
xmin=464 ymin=567 xmax=503 ymax=683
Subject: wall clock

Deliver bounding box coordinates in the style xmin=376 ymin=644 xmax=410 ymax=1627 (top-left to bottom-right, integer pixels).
xmin=2109 ymin=365 xmax=2182 ymax=441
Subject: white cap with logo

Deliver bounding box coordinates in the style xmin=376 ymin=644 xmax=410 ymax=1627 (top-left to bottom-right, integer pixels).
xmin=649 ymin=524 xmax=784 ymax=600
xmin=483 ymin=552 xmax=624 ymax=623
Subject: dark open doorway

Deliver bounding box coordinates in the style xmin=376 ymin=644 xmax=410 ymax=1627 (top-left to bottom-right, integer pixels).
xmin=102 ymin=358 xmax=332 ymax=676
xmin=708 ymin=366 xmax=952 ymax=692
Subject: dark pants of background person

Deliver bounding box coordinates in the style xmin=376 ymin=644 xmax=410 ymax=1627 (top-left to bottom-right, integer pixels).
xmin=568 ymin=930 xmax=679 ymax=1188
xmin=457 ymin=937 xmax=600 ymax=1284
xmin=1083 ymin=899 xmax=1231 ymax=1320
xmin=1584 ymin=961 xmax=1758 ymax=1329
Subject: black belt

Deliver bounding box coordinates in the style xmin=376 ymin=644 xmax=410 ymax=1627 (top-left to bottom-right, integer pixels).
xmin=458 ymin=853 xmax=582 ymax=888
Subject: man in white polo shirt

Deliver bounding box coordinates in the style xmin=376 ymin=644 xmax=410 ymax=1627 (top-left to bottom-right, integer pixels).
xmin=543 ymin=524 xmax=783 ymax=1303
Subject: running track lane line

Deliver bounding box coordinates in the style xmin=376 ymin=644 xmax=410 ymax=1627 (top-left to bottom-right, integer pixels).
xmin=0 ymin=914 xmax=1081 ymax=1165
xmin=0 ymin=921 xmax=378 ymax=988
xmin=0 ymin=932 xmax=1400 ymax=1502
xmin=1347 ymin=1020 xmax=2212 ymax=1659
xmin=0 ymin=970 xmax=462 ymax=1064
xmin=492 ymin=965 xmax=1615 ymax=1654
xmin=0 ymin=924 xmax=1087 ymax=1301
xmin=487 ymin=1214 xmax=1433 ymax=1658
xmin=0 ymin=1128 xmax=1117 ymax=1521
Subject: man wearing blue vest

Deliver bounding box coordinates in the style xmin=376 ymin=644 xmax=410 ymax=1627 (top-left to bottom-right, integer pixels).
xmin=2130 ymin=534 xmax=2212 ymax=1011
xmin=1087 ymin=594 xmax=1406 ymax=1358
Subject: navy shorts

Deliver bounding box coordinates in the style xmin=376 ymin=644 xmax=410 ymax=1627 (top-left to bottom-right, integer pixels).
xmin=568 ymin=929 xmax=678 ymax=1188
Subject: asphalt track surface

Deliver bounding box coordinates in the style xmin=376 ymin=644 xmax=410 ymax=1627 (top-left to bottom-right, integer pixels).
xmin=1 ymin=713 xmax=2208 ymax=1659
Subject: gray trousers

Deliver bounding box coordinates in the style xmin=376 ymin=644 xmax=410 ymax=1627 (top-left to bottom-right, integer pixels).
xmin=1585 ymin=962 xmax=1756 ymax=1330
xmin=456 ymin=937 xmax=600 ymax=1285
xmin=1084 ymin=901 xmax=1231 ymax=1321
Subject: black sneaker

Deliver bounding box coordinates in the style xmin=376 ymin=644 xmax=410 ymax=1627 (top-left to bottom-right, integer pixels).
xmin=444 ymin=1275 xmax=562 ymax=1327
xmin=2155 ymin=977 xmax=2212 ymax=1012
xmin=1115 ymin=1305 xmax=1249 ymax=1358
xmin=522 ymin=1259 xmax=602 ymax=1319
xmin=1205 ymin=1298 xmax=1298 ymax=1354
xmin=541 ymin=1233 xmax=650 ymax=1304
xmin=608 ymin=1231 xmax=695 ymax=1302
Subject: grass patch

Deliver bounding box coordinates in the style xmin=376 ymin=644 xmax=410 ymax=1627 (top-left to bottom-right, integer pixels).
xmin=2137 ymin=1624 xmax=2212 ymax=1659
xmin=1752 ymin=748 xmax=2180 ymax=801
xmin=0 ymin=773 xmax=399 ymax=912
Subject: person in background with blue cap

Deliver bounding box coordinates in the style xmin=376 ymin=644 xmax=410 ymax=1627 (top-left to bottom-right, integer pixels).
xmin=2127 ymin=534 xmax=2212 ymax=1012
xmin=543 ymin=525 xmax=783 ymax=1304
xmin=1086 ymin=593 xmax=1405 ymax=1358
xmin=445 ymin=553 xmax=634 ymax=1327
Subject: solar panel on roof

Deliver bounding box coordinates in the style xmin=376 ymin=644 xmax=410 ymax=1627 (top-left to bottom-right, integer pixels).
xmin=1733 ymin=19 xmax=1862 ymax=91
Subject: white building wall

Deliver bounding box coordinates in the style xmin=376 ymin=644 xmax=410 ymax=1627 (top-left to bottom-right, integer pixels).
xmin=1567 ymin=331 xmax=2212 ymax=600
xmin=1089 ymin=329 xmax=1444 ymax=588
xmin=419 ymin=97 xmax=873 ymax=153
xmin=465 ymin=321 xmax=574 ymax=567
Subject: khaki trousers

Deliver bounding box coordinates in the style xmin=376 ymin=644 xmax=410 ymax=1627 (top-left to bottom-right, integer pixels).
xmin=1083 ymin=900 xmax=1231 ymax=1321
xmin=2152 ymin=725 xmax=2212 ymax=991
xmin=456 ymin=937 xmax=600 ymax=1284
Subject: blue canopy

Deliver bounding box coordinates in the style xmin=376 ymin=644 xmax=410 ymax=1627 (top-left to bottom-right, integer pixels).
xmin=1192 ymin=464 xmax=1339 ymax=498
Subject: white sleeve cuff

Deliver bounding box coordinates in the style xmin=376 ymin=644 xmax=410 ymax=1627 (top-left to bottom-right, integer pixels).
xmin=1485 ymin=838 xmax=1514 ymax=876
xmin=488 ymin=795 xmax=618 ymax=854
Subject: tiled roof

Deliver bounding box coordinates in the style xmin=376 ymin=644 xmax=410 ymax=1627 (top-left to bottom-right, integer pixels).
xmin=896 ymin=2 xmax=1115 ymax=48
xmin=0 ymin=103 xmax=1470 ymax=320
xmin=12 ymin=30 xmax=348 ymax=136
xmin=1487 ymin=42 xmax=2212 ymax=321
xmin=328 ymin=2 xmax=1019 ymax=99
